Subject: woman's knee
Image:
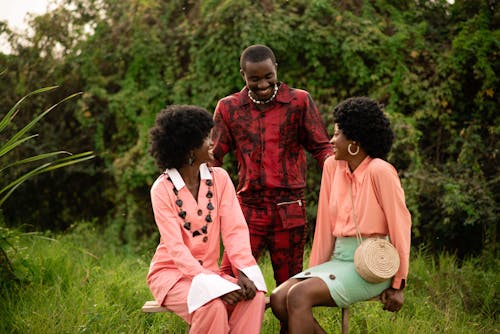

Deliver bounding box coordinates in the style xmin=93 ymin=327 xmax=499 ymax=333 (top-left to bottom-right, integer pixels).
xmin=287 ymin=283 xmax=310 ymax=312
xmin=271 ymin=283 xmax=289 ymax=308
xmin=270 ymin=286 xmax=290 ymax=318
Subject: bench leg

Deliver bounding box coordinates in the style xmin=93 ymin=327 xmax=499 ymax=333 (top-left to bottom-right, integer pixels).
xmin=342 ymin=307 xmax=349 ymax=334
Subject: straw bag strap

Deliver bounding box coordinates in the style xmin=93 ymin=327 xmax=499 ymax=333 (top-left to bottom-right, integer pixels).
xmin=349 ymin=182 xmax=363 ymax=245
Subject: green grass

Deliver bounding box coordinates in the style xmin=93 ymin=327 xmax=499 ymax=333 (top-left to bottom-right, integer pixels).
xmin=1 ymin=223 xmax=498 ymax=334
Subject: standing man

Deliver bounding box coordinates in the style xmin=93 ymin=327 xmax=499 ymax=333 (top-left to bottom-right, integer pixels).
xmin=212 ymin=44 xmax=333 ymax=286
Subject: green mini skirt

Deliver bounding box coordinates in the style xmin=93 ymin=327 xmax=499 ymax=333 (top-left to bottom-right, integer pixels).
xmin=293 ymin=237 xmax=391 ymax=307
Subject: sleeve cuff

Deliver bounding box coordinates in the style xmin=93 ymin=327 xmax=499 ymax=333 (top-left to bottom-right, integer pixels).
xmin=187 ymin=273 xmax=240 ymax=313
xmin=239 ymin=264 xmax=268 ymax=293
xmin=391 ymin=277 xmax=406 ymax=290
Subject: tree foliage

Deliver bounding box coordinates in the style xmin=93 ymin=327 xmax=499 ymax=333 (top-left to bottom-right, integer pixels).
xmin=0 ymin=0 xmax=497 ymax=256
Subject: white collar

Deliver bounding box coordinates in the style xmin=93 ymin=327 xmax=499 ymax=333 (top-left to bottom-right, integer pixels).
xmin=165 ymin=163 xmax=213 ymax=191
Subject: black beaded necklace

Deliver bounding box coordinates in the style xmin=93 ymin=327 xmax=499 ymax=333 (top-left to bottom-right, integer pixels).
xmin=169 ymin=177 xmax=214 ymax=243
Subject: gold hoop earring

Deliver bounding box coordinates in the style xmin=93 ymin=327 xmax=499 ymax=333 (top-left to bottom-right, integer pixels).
xmin=348 ymin=143 xmax=360 ymax=156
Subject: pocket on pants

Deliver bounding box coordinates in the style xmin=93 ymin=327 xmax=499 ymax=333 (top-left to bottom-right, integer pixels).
xmin=277 ymin=199 xmax=306 ymax=229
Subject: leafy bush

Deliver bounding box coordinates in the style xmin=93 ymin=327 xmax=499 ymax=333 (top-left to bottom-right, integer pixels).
xmin=0 ymin=0 xmax=497 ymax=256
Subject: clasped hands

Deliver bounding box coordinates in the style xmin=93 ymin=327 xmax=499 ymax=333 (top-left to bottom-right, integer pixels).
xmin=221 ymin=270 xmax=257 ymax=305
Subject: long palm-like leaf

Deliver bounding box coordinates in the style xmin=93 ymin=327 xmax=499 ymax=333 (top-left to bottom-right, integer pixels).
xmin=0 ymin=134 xmax=39 ymax=158
xmin=0 ymin=151 xmax=73 ymax=173
xmin=1 ymin=86 xmax=94 ymax=207
xmin=41 ymin=152 xmax=95 ymax=172
xmin=3 ymin=92 xmax=82 ymax=148
xmin=0 ymin=163 xmax=52 ymax=201
xmin=0 ymin=152 xmax=95 ymax=195
xmin=0 ymin=86 xmax=58 ymax=133
xmin=0 ymin=151 xmax=94 ymax=206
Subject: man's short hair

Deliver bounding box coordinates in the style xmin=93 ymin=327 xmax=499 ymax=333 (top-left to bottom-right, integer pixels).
xmin=240 ymin=44 xmax=277 ymax=70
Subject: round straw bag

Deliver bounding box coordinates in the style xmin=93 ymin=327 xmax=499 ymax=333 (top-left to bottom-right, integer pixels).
xmin=354 ymin=238 xmax=400 ymax=283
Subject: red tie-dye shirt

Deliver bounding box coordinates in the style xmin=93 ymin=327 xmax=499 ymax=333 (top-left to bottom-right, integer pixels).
xmin=212 ymin=82 xmax=333 ymax=199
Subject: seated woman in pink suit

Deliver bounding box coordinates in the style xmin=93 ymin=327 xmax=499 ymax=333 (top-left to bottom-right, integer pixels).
xmin=270 ymin=97 xmax=412 ymax=334
xmin=147 ymin=105 xmax=267 ymax=334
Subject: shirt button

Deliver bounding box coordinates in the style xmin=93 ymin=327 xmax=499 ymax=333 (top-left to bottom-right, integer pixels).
xmin=197 ymin=209 xmax=203 ymax=216
xmin=198 ymin=260 xmax=203 ymax=265
xmin=329 ymin=274 xmax=336 ymax=280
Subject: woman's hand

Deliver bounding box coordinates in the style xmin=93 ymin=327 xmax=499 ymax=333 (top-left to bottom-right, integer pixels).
xmin=381 ymin=287 xmax=404 ymax=312
xmin=220 ymin=271 xmax=257 ymax=304
xmin=221 ymin=289 xmax=245 ymax=305
xmin=237 ymin=270 xmax=257 ymax=300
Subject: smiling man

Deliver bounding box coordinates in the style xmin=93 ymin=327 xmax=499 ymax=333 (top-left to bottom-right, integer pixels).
xmin=211 ymin=44 xmax=333 ymax=291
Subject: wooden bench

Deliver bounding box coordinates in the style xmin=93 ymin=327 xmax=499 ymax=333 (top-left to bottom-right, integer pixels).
xmin=142 ymin=301 xmax=190 ymax=333
xmin=142 ymin=296 xmax=271 ymax=313
xmin=141 ymin=300 xmax=170 ymax=313
xmin=341 ymin=295 xmax=381 ymax=334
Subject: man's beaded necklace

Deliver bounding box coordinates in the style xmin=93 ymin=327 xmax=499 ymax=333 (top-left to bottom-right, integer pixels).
xmin=248 ymin=84 xmax=278 ymax=104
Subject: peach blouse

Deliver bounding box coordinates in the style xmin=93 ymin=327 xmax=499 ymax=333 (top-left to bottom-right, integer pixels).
xmin=147 ymin=164 xmax=267 ymax=312
xmin=309 ymin=156 xmax=411 ymax=289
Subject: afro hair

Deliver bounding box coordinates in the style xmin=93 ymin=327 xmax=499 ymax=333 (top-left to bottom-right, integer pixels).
xmin=149 ymin=105 xmax=214 ymax=170
xmin=333 ymin=97 xmax=394 ymax=160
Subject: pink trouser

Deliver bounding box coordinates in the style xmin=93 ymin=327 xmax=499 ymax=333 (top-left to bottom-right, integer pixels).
xmin=163 ymin=276 xmax=266 ymax=334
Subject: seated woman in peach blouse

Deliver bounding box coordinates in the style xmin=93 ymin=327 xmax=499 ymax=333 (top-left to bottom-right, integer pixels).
xmin=270 ymin=97 xmax=412 ymax=334
xmin=147 ymin=105 xmax=267 ymax=334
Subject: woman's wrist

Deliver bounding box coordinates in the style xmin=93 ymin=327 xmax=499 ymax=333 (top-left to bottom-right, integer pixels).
xmin=391 ymin=279 xmax=405 ymax=290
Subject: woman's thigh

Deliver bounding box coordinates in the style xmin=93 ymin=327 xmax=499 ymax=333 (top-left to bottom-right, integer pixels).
xmin=288 ymin=277 xmax=336 ymax=308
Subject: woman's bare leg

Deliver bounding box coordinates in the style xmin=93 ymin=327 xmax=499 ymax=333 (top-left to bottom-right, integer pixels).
xmin=270 ymin=278 xmax=301 ymax=324
xmin=286 ymin=277 xmax=336 ymax=334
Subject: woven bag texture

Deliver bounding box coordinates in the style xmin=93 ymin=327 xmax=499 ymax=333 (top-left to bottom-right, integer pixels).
xmin=354 ymin=238 xmax=400 ymax=283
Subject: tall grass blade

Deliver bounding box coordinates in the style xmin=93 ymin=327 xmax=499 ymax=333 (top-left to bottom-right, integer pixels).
xmin=41 ymin=152 xmax=95 ymax=172
xmin=0 ymin=163 xmax=52 ymax=206
xmin=0 ymin=151 xmax=73 ymax=172
xmin=0 ymin=152 xmax=95 ymax=206
xmin=3 ymin=92 xmax=82 ymax=148
xmin=0 ymin=134 xmax=39 ymax=158
xmin=0 ymin=86 xmax=59 ymax=133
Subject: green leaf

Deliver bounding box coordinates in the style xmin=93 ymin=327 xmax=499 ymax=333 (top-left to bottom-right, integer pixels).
xmin=1 ymin=86 xmax=93 ymax=207
xmin=0 ymin=134 xmax=39 ymax=159
xmin=3 ymin=92 xmax=83 ymax=149
xmin=0 ymin=163 xmax=52 ymax=206
xmin=0 ymin=151 xmax=72 ymax=172
xmin=0 ymin=152 xmax=94 ymax=206
xmin=0 ymin=86 xmax=59 ymax=134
